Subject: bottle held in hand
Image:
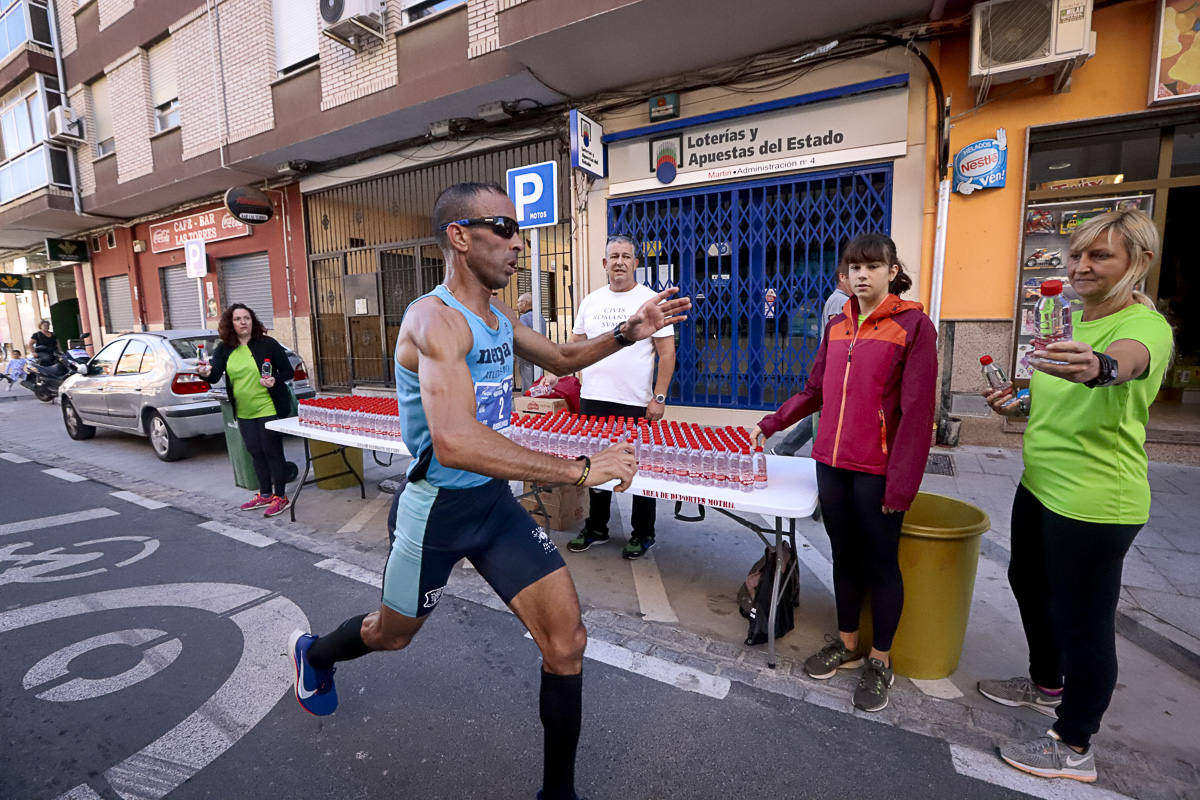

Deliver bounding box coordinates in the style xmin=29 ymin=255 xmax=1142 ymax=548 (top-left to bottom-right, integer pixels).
xmin=979 ymin=355 xmax=1010 ymax=391
xmin=196 ymin=342 xmax=208 ymax=366
xmin=1032 ymin=280 xmax=1072 ymax=365
xmin=260 ymin=358 xmax=272 ymax=379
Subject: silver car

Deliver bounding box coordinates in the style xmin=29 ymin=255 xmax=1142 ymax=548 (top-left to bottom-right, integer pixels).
xmin=59 ymin=329 xmax=315 ymax=461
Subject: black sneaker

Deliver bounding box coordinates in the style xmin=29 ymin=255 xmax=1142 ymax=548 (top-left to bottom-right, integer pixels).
xmin=803 ymin=634 xmax=865 ymax=679
xmin=621 ymin=535 xmax=655 ymax=559
xmin=853 ymin=657 xmax=894 ymax=712
xmin=567 ymin=527 xmax=609 ymax=552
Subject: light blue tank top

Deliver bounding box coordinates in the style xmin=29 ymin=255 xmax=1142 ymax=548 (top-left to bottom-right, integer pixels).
xmin=395 ymin=284 xmax=513 ymax=488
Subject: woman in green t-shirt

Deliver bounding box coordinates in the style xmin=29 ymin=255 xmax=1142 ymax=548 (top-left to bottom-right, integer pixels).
xmin=198 ymin=303 xmax=296 ymax=518
xmin=978 ymin=210 xmax=1173 ymax=784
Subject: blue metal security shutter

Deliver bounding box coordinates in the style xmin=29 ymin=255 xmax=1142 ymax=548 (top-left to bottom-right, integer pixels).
xmin=162 ymin=265 xmax=202 ymax=329
xmin=101 ymin=274 xmax=134 ymax=333
xmin=608 ymin=163 xmax=893 ymax=411
xmin=219 ymin=252 xmax=274 ymax=327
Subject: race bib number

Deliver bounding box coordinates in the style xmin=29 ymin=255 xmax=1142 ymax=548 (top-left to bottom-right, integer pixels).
xmin=475 ymin=377 xmax=512 ymax=431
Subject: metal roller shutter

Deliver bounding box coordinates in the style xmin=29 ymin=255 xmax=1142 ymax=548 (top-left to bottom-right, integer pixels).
xmin=220 ymin=252 xmax=274 ymax=327
xmin=101 ymin=274 xmax=134 ymax=332
xmin=162 ymin=265 xmax=202 ymax=329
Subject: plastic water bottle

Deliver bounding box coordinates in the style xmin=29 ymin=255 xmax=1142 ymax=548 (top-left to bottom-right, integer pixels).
xmin=752 ymin=446 xmax=768 ymax=490
xmin=738 ymin=447 xmax=754 ymax=492
xmin=979 ymin=355 xmax=1009 ymax=391
xmin=196 ymin=342 xmax=208 ymax=366
xmin=260 ymin=358 xmax=272 ymax=379
xmin=1033 ymin=280 xmax=1072 ymax=364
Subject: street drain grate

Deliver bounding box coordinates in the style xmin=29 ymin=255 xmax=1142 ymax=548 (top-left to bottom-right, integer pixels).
xmin=925 ymin=453 xmax=955 ymax=476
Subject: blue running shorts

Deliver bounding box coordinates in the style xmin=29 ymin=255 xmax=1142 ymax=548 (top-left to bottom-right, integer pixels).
xmin=382 ymin=478 xmax=565 ymax=617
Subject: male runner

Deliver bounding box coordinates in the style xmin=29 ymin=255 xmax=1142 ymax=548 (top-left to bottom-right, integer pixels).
xmin=289 ymin=182 xmax=689 ymax=800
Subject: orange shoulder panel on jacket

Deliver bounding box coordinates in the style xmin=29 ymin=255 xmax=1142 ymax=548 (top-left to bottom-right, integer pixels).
xmin=857 ymin=316 xmax=908 ymax=348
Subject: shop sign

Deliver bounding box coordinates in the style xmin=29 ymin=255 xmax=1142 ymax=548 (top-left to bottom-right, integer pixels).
xmin=953 ymin=129 xmax=1007 ymax=195
xmin=568 ymin=110 xmax=605 ymax=179
xmin=648 ymin=92 xmax=679 ymax=122
xmin=224 ymin=185 xmax=274 ymax=225
xmin=44 ymin=237 xmax=89 ymax=262
xmin=607 ymin=84 xmax=909 ymax=196
xmin=149 ymin=208 xmax=249 ymax=254
xmin=0 ymin=273 xmax=32 ymax=293
xmin=1036 ymin=173 xmax=1124 ymax=191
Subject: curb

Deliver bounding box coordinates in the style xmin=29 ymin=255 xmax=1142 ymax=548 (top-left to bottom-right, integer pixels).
xmin=1116 ymin=602 xmax=1200 ymax=685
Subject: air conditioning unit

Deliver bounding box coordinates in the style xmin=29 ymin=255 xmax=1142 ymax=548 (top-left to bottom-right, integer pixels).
xmin=46 ymin=106 xmax=85 ymax=146
xmin=320 ymin=0 xmax=384 ymax=50
xmin=969 ymin=0 xmax=1095 ymax=103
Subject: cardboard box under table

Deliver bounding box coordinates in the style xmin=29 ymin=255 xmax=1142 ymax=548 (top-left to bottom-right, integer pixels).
xmin=520 ymin=482 xmax=586 ymax=531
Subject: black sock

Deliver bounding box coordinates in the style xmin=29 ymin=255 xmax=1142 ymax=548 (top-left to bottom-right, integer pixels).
xmin=539 ymin=668 xmax=582 ymax=800
xmin=307 ymin=614 xmax=372 ymax=670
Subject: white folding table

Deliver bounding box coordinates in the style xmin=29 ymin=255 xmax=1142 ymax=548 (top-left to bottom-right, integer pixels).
xmin=267 ymin=417 xmax=818 ymax=665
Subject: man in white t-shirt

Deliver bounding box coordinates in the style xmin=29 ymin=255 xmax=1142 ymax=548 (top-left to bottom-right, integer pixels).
xmin=566 ymin=235 xmax=675 ymax=559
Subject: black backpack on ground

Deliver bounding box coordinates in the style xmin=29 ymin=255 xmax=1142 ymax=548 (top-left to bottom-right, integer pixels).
xmin=738 ymin=541 xmax=801 ymax=646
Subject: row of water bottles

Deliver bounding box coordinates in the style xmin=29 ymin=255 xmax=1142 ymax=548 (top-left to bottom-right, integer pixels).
xmin=298 ymin=396 xmax=402 ymax=439
xmin=504 ymin=411 xmax=769 ymax=490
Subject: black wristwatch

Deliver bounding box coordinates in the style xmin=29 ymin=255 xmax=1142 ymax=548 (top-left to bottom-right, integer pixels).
xmin=1084 ymin=352 xmax=1119 ymax=387
xmin=613 ymin=322 xmax=635 ymax=347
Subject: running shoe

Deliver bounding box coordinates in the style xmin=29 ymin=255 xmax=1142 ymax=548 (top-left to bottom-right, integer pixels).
xmin=239 ymin=493 xmax=272 ymax=511
xmin=853 ymin=657 xmax=894 ymax=712
xmin=288 ymin=630 xmax=337 ymax=716
xmin=978 ymin=676 xmax=1062 ymax=718
xmin=803 ymin=634 xmax=865 ymax=680
xmin=567 ymin=527 xmax=609 ymax=552
xmin=999 ymin=729 xmax=1096 ymax=783
xmin=263 ymin=495 xmax=290 ymax=517
xmin=621 ymin=535 xmax=655 ymax=559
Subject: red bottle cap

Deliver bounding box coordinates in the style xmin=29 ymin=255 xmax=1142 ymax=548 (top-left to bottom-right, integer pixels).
xmin=1040 ymin=279 xmax=1063 ymax=296
xmin=980 ymin=355 xmax=993 ymax=365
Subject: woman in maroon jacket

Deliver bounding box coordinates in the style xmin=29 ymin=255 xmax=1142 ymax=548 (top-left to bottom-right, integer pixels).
xmin=753 ymin=233 xmax=938 ymax=712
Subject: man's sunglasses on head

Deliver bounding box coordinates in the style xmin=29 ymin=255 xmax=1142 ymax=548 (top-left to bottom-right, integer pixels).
xmin=440 ymin=216 xmax=521 ymax=239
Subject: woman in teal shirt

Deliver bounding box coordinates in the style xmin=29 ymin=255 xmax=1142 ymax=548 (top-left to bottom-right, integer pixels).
xmin=199 ymin=303 xmax=295 ymax=517
xmin=979 ymin=210 xmax=1173 ymax=784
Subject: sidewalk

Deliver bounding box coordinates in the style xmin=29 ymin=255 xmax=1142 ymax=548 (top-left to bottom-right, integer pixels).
xmin=2 ymin=392 xmax=1197 ymax=799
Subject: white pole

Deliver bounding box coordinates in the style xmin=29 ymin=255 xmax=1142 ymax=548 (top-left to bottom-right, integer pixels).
xmin=929 ymin=177 xmax=951 ymax=333
xmin=530 ymin=228 xmax=543 ymax=381
xmin=198 ymin=278 xmax=207 ymax=329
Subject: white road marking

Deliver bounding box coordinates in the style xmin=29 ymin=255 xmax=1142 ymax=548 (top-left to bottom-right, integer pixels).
xmin=580 ymin=638 xmax=729 ymax=699
xmin=0 ymin=451 xmax=31 ymax=463
xmin=336 ymin=492 xmax=391 ymax=534
xmin=42 ymin=468 xmax=87 ymax=483
xmin=629 ymin=554 xmax=678 ymax=623
xmin=24 ymin=629 xmax=182 ymax=702
xmin=197 ymin=520 xmax=276 ymax=548
xmin=314 ymin=557 xmax=382 ymax=589
xmin=949 ymin=744 xmax=1136 ymax=800
xmin=910 ymin=677 xmax=964 ymax=700
xmin=6 ymin=583 xmax=308 ymax=800
xmin=110 ymin=491 xmax=169 ymax=510
xmin=56 ymin=786 xmax=104 ymax=800
xmin=0 ymin=508 xmax=119 ymax=537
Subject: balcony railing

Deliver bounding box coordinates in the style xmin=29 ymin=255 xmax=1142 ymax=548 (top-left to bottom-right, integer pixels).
xmin=0 ymin=142 xmax=70 ymax=205
xmin=0 ymin=0 xmax=53 ymax=63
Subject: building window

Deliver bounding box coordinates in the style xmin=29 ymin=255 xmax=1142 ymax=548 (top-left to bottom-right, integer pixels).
xmin=0 ymin=76 xmax=63 ymax=204
xmin=90 ymin=75 xmax=114 ymax=158
xmin=105 ymin=230 xmax=116 ymax=248
xmin=1 ymin=0 xmax=54 ymax=61
xmin=91 ymin=235 xmax=101 ymax=252
xmin=403 ymin=0 xmax=464 ymax=23
xmin=154 ymin=98 xmax=180 ymax=133
xmin=273 ymin=0 xmax=319 ymax=74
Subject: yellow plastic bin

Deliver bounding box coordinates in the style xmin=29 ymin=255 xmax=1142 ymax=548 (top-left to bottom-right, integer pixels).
xmin=858 ymin=491 xmax=990 ymax=679
xmin=309 ymin=439 xmax=364 ymax=490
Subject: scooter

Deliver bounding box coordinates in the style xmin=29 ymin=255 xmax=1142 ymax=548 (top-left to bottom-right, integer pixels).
xmin=20 ymin=336 xmax=90 ymax=402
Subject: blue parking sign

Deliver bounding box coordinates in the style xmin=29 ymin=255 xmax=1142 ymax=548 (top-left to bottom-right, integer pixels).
xmin=506 ymin=161 xmax=559 ymax=229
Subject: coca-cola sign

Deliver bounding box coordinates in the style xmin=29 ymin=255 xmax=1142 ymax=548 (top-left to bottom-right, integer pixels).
xmin=149 ymin=208 xmax=250 ymax=253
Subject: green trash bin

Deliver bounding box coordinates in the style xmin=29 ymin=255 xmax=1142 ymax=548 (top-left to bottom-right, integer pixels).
xmin=219 ymin=399 xmax=259 ymax=491
xmin=857 ymin=491 xmax=990 ymax=679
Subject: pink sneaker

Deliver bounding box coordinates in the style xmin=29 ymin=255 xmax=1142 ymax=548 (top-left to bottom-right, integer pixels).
xmin=263 ymin=495 xmax=290 ymax=517
xmin=240 ymin=493 xmax=271 ymax=511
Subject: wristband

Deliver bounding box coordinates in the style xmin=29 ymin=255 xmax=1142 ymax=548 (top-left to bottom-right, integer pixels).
xmin=613 ymin=322 xmax=635 ymax=347
xmin=573 ymin=455 xmax=591 ymax=486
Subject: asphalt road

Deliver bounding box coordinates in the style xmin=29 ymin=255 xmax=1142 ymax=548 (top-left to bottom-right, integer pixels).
xmin=0 ymin=459 xmax=1039 ymax=800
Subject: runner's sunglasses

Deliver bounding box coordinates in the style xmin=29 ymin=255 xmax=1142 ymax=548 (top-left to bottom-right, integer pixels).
xmin=439 ymin=216 xmax=521 ymax=239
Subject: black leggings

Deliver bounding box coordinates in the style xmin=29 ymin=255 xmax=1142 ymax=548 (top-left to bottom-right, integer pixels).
xmin=815 ymin=462 xmax=905 ymax=651
xmin=237 ymin=415 xmax=287 ymax=497
xmin=1009 ymin=484 xmax=1141 ymax=749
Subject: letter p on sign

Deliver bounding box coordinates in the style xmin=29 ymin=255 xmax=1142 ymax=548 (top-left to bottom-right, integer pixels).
xmin=506 ymin=161 xmax=559 ymax=229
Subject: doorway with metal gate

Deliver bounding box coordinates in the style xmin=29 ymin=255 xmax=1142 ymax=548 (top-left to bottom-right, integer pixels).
xmin=608 ymin=163 xmax=893 ymax=411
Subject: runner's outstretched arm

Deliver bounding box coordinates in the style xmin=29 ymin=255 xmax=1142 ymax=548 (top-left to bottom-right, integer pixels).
xmin=505 ymin=287 xmax=690 ymax=375
xmin=403 ymin=298 xmax=637 ymax=489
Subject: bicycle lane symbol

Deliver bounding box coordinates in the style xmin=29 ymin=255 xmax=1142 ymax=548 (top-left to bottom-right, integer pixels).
xmin=0 ymin=582 xmax=308 ymax=800
xmin=0 ymin=536 xmax=160 ymax=584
